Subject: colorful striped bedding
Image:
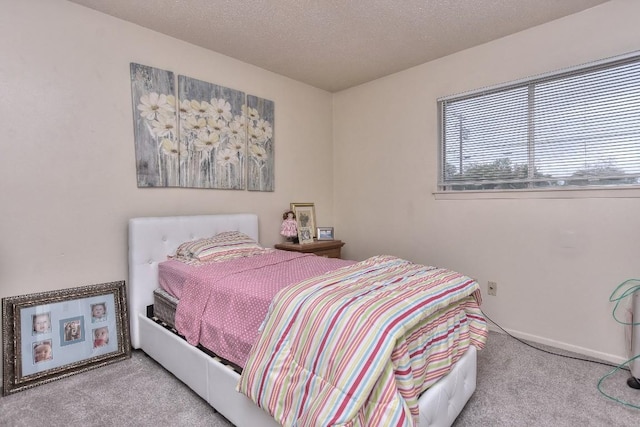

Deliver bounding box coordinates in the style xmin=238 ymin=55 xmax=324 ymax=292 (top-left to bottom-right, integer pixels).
xmin=238 ymin=255 xmax=488 ymax=427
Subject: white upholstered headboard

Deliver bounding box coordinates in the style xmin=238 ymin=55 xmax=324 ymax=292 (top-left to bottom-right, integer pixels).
xmin=127 ymin=214 xmax=259 ymax=348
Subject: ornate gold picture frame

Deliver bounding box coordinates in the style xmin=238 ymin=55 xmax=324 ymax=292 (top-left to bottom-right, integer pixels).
xmin=2 ymin=281 xmax=131 ymax=395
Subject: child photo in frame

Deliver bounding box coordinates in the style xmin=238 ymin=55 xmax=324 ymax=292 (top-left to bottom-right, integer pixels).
xmin=33 ymin=339 xmax=53 ymax=364
xmin=32 ymin=312 xmax=51 ymax=335
xmin=91 ymin=302 xmax=107 ymax=323
xmin=93 ymin=326 xmax=109 ymax=348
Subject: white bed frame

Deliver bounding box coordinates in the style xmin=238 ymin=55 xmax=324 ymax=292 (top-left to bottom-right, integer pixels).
xmin=128 ymin=214 xmax=477 ymax=427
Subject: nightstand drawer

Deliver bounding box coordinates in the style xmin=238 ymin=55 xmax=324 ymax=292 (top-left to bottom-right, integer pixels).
xmin=312 ymin=247 xmax=341 ymax=258
xmin=274 ymin=240 xmax=345 ymax=259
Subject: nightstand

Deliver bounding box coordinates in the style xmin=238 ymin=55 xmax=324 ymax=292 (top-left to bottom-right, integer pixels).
xmin=274 ymin=240 xmax=345 ymax=259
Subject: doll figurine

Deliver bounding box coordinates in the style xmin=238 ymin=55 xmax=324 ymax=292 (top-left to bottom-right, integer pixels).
xmin=280 ymin=210 xmax=298 ymax=242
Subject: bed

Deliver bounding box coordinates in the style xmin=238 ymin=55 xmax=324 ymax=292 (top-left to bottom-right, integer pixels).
xmin=128 ymin=214 xmax=486 ymax=426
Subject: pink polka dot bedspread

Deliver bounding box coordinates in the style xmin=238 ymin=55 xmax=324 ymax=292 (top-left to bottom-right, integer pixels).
xmin=158 ymin=250 xmax=356 ymax=368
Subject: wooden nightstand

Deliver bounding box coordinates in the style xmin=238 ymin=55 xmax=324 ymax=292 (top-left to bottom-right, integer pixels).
xmin=274 ymin=240 xmax=345 ymax=259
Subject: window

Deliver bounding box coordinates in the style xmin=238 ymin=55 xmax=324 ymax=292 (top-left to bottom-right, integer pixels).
xmin=438 ymin=53 xmax=640 ymax=192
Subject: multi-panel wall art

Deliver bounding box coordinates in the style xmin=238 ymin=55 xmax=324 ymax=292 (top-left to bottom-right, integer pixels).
xmin=247 ymin=95 xmax=275 ymax=192
xmin=129 ymin=63 xmax=274 ymax=191
xmin=130 ymin=64 xmax=177 ymax=187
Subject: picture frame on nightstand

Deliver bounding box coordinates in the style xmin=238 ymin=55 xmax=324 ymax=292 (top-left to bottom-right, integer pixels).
xmin=297 ymin=226 xmax=314 ymax=244
xmin=290 ymin=202 xmax=316 ymax=238
xmin=317 ymin=227 xmax=334 ymax=240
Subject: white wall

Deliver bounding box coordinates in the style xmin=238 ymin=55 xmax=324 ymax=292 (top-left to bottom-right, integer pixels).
xmin=3 ymin=0 xmax=639 ymax=380
xmin=333 ymin=0 xmax=640 ymax=364
xmin=0 ymin=0 xmax=334 ymax=334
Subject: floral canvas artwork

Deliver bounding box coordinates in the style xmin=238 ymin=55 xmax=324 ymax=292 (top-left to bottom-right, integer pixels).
xmin=129 ymin=62 xmax=275 ymax=191
xmin=130 ymin=63 xmax=178 ymax=187
xmin=178 ymin=75 xmax=246 ymax=189
xmin=247 ymin=95 xmax=275 ymax=192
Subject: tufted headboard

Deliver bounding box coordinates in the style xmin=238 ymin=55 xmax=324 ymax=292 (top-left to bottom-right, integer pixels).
xmin=127 ymin=214 xmax=259 ymax=348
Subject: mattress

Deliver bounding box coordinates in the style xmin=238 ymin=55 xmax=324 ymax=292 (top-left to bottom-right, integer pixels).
xmin=153 ymin=287 xmax=178 ymax=330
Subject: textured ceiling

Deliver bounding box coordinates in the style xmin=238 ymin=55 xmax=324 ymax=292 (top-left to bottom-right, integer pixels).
xmin=68 ymin=0 xmax=608 ymax=92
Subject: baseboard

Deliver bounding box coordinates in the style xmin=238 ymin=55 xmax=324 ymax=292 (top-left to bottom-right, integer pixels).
xmin=486 ymin=323 xmax=628 ymax=367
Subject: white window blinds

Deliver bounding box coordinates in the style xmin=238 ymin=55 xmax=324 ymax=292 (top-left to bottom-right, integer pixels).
xmin=438 ymin=54 xmax=640 ymax=191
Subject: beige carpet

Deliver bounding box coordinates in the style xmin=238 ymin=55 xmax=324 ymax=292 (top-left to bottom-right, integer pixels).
xmin=1 ymin=331 xmax=639 ymax=426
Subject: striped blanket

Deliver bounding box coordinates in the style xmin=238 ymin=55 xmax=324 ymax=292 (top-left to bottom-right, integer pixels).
xmin=237 ymin=255 xmax=487 ymax=426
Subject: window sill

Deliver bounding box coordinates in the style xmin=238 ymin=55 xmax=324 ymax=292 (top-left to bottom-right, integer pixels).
xmin=433 ymin=186 xmax=640 ymax=200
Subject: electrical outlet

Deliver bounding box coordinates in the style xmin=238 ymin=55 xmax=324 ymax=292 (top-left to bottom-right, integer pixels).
xmin=488 ymin=281 xmax=497 ymax=296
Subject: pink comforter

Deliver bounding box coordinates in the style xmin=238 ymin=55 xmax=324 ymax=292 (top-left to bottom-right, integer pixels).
xmin=159 ymin=250 xmax=355 ymax=367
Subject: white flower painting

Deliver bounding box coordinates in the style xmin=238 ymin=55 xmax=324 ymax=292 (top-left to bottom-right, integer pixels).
xmin=129 ymin=63 xmax=275 ymax=191
xmin=130 ymin=64 xmax=178 ymax=187
xmin=247 ymin=95 xmax=275 ymax=191
xmin=178 ymin=75 xmax=246 ymax=189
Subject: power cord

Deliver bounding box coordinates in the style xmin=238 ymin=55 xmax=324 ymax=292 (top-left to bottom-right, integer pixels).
xmin=481 ymin=309 xmax=624 ymax=369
